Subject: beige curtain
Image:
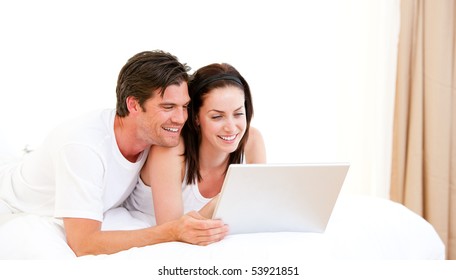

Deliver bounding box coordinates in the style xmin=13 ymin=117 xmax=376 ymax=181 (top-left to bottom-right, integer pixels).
xmin=391 ymin=0 xmax=456 ymax=260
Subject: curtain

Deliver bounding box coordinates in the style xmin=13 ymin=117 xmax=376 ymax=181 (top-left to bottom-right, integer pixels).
xmin=390 ymin=0 xmax=456 ymax=260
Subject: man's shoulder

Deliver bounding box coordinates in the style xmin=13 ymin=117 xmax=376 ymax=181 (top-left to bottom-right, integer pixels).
xmin=49 ymin=109 xmax=116 ymax=149
xmin=59 ymin=108 xmax=113 ymax=129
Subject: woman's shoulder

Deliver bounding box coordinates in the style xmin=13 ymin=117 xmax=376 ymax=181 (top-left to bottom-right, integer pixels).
xmin=245 ymin=126 xmax=266 ymax=163
xmin=247 ymin=126 xmax=264 ymax=142
xmin=150 ymin=136 xmax=185 ymax=156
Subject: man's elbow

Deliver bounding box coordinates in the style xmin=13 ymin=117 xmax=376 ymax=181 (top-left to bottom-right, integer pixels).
xmin=66 ymin=238 xmax=98 ymax=257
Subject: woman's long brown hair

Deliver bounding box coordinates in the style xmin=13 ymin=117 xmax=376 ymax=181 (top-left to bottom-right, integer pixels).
xmin=183 ymin=63 xmax=254 ymax=185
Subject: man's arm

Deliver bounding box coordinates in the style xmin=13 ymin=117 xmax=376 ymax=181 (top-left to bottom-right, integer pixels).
xmin=64 ymin=211 xmax=228 ymax=256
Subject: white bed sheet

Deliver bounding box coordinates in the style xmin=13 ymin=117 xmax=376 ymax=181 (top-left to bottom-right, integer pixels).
xmin=0 ymin=195 xmax=445 ymax=260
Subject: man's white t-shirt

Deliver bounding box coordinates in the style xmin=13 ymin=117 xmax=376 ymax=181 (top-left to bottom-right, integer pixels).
xmin=0 ymin=109 xmax=148 ymax=222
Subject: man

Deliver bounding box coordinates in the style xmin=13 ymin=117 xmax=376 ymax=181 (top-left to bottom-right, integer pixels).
xmin=0 ymin=50 xmax=228 ymax=256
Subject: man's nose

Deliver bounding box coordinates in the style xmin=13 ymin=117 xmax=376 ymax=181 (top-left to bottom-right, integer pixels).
xmin=172 ymin=107 xmax=187 ymax=123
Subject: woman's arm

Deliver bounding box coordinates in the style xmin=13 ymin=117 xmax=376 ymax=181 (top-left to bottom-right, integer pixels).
xmin=245 ymin=126 xmax=267 ymax=163
xmin=140 ymin=137 xmax=186 ymax=225
xmin=198 ymin=194 xmax=220 ymax=219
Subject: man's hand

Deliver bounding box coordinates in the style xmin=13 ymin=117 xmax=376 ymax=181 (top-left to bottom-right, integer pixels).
xmin=169 ymin=211 xmax=228 ymax=245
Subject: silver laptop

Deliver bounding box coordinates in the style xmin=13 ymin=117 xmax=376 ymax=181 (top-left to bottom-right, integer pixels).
xmin=212 ymin=163 xmax=349 ymax=234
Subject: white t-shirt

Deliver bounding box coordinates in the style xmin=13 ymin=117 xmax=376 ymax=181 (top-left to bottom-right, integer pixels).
xmin=0 ymin=109 xmax=148 ymax=222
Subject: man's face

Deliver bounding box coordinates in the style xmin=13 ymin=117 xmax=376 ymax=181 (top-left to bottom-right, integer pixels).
xmin=137 ymin=82 xmax=190 ymax=147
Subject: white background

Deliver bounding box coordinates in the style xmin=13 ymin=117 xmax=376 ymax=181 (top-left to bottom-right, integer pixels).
xmin=0 ymin=0 xmax=399 ymax=196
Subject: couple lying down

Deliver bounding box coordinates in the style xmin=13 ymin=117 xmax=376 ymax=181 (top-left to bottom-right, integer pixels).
xmin=122 ymin=54 xmax=266 ymax=242
xmin=0 ymin=50 xmax=266 ymax=256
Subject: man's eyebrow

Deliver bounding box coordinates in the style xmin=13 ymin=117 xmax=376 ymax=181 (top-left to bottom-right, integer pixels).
xmin=160 ymin=100 xmax=190 ymax=106
xmin=160 ymin=102 xmax=176 ymax=106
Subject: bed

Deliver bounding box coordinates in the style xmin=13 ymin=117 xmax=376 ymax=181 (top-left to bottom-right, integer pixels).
xmin=0 ymin=194 xmax=445 ymax=260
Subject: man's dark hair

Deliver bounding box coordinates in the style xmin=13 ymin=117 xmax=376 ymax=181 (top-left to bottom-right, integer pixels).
xmin=116 ymin=50 xmax=190 ymax=117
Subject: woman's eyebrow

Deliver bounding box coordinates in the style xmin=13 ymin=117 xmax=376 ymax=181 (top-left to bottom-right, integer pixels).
xmin=208 ymin=106 xmax=244 ymax=114
xmin=208 ymin=109 xmax=224 ymax=114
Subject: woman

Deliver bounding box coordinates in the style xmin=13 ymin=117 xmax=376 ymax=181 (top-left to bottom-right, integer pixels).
xmin=127 ymin=63 xmax=266 ymax=226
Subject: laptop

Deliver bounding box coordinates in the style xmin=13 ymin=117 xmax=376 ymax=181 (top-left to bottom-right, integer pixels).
xmin=212 ymin=163 xmax=349 ymax=234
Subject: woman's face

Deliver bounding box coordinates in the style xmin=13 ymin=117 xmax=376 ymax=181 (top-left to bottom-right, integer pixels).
xmin=197 ymin=86 xmax=247 ymax=155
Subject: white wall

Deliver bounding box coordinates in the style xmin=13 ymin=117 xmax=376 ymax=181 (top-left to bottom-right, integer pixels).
xmin=0 ymin=0 xmax=399 ymax=197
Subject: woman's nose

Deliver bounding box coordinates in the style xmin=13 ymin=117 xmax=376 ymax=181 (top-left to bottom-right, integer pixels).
xmin=224 ymin=118 xmax=236 ymax=131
